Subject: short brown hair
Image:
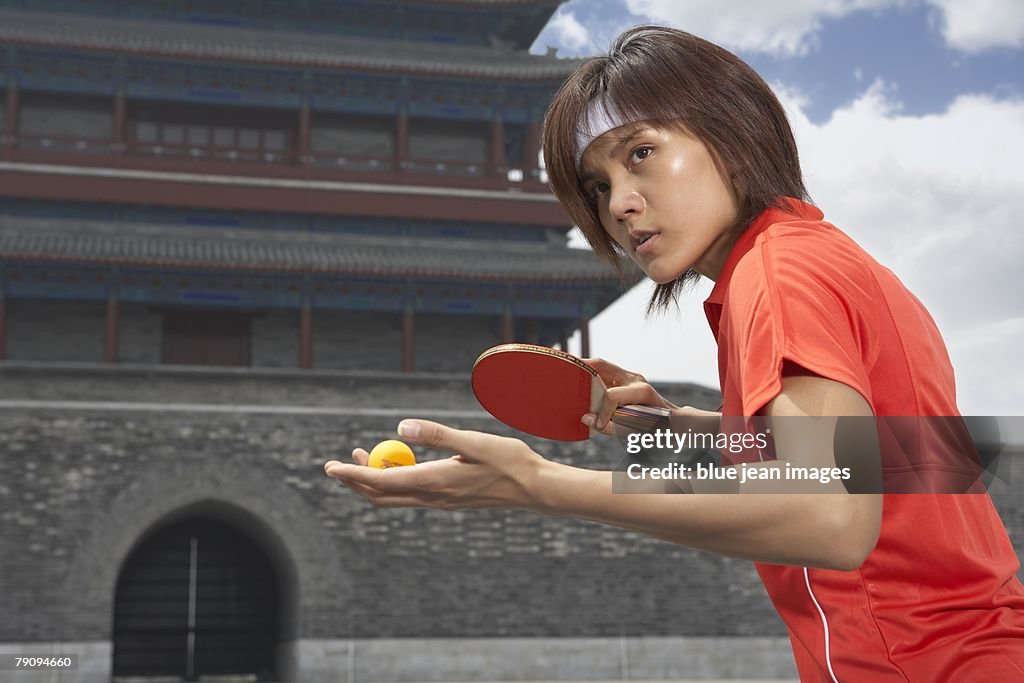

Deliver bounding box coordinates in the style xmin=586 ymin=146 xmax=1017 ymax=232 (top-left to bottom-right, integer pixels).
xmin=542 ymin=25 xmax=810 ymax=312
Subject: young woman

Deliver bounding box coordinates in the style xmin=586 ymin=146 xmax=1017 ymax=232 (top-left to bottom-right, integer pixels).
xmin=325 ymin=26 xmax=1024 ymax=681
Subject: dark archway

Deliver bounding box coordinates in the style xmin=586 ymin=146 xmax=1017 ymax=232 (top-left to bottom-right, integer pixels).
xmin=112 ymin=516 xmax=281 ymax=680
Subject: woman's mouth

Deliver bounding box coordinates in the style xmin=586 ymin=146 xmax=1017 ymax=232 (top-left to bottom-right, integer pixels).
xmin=635 ymin=233 xmax=659 ymax=255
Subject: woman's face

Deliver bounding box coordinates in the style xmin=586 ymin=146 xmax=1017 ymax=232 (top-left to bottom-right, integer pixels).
xmin=579 ymin=123 xmax=741 ymax=283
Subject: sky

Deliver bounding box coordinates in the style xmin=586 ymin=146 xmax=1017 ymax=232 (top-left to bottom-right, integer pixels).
xmin=529 ymin=0 xmax=1024 ymax=420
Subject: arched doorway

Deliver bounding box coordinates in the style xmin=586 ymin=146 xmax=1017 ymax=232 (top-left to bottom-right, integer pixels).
xmin=112 ymin=516 xmax=281 ymax=680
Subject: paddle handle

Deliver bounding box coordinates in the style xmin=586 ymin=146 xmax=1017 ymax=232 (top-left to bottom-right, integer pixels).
xmin=612 ymin=404 xmax=673 ymax=432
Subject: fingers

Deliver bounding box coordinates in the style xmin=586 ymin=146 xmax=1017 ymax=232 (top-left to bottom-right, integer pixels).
xmin=332 ymin=470 xmax=450 ymax=509
xmin=584 ymin=381 xmax=671 ymax=435
xmin=596 ymin=388 xmax=620 ymax=431
xmin=396 ymin=419 xmax=497 ymax=459
xmin=583 ymin=385 xmax=634 ymax=434
xmin=324 ymin=421 xmax=531 ymax=511
xmin=325 ymin=455 xmax=482 ymax=510
xmin=595 ymin=386 xmax=652 ymax=431
xmin=614 ymin=382 xmax=666 ymax=406
xmin=323 ymin=447 xmax=368 ymax=474
xmin=583 ymin=357 xmax=626 ymax=386
xmin=324 ymin=458 xmax=425 ymax=493
xmin=582 ymin=412 xmax=615 ymax=437
xmin=583 ymin=357 xmax=646 ymax=386
xmin=582 ymin=357 xmax=613 ymax=373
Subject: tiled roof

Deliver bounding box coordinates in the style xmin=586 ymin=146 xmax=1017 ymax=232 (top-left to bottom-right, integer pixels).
xmin=0 ymin=215 xmax=630 ymax=283
xmin=0 ymin=9 xmax=584 ymax=80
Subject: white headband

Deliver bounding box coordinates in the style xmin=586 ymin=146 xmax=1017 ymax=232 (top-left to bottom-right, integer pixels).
xmin=574 ymin=97 xmax=640 ymax=170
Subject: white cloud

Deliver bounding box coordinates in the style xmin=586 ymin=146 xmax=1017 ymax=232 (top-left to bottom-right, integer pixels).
xmin=926 ymin=0 xmax=1024 ymax=52
xmin=584 ymin=81 xmax=1024 ymax=416
xmin=546 ymin=9 xmax=592 ymax=52
xmin=786 ymin=84 xmax=1024 ymax=414
xmin=624 ymin=0 xmax=905 ymax=56
xmin=948 ymin=318 xmax=1024 ymax=417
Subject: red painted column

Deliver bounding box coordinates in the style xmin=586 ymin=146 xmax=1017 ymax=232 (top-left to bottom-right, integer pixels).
xmin=402 ymin=304 xmax=414 ymax=372
xmin=395 ymin=108 xmax=409 ymax=172
xmin=3 ymin=84 xmax=18 ymax=151
xmin=297 ymin=103 xmax=310 ymax=165
xmin=579 ymin=317 xmax=591 ymax=359
xmin=490 ymin=116 xmax=506 ymax=176
xmin=112 ymin=90 xmax=126 ymax=155
xmin=299 ymin=297 xmax=313 ymax=369
xmin=104 ymin=296 xmax=119 ymax=363
xmin=0 ymin=294 xmax=7 ymax=360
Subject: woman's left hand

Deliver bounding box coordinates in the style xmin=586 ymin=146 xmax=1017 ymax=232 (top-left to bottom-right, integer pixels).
xmin=323 ymin=420 xmax=549 ymax=511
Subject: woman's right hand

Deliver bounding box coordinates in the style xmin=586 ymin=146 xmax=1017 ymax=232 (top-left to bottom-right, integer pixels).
xmin=581 ymin=357 xmax=678 ymax=435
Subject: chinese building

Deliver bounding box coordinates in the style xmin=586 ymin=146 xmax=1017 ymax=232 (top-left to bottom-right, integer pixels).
xmin=0 ymin=0 xmax=627 ymax=371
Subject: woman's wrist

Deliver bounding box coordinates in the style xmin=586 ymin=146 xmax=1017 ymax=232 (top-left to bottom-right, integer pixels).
xmin=524 ymin=458 xmax=587 ymax=517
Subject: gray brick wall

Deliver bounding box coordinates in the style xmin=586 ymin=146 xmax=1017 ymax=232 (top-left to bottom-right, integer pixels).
xmin=314 ymin=310 xmax=402 ymax=371
xmin=1 ymin=365 xmax=1020 ymax=661
xmin=118 ymin=302 xmax=161 ymax=364
xmin=253 ymin=309 xmax=299 ymax=367
xmin=6 ymin=299 xmax=105 ymax=363
xmin=0 ymin=406 xmax=780 ymax=643
xmin=415 ymin=313 xmax=502 ymax=373
xmin=0 ymin=365 xmax=753 ymax=646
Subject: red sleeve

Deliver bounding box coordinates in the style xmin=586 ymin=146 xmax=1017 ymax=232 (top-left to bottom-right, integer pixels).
xmin=721 ymin=232 xmax=877 ymax=416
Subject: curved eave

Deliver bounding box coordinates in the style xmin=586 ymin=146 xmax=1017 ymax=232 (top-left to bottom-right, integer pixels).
xmin=0 ymin=9 xmax=585 ymax=82
xmin=0 ymin=216 xmax=634 ymax=285
xmin=0 ymin=253 xmax=627 ymax=284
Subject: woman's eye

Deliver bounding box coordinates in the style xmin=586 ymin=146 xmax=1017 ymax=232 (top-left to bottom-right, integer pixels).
xmin=630 ymin=146 xmax=653 ymax=164
xmin=589 ymin=182 xmax=610 ymax=199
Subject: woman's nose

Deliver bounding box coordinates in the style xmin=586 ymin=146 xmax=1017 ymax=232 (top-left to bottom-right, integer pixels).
xmin=609 ymin=187 xmax=645 ymax=221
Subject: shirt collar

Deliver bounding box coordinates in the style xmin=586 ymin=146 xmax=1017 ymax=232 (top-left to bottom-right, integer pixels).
xmin=705 ymin=197 xmax=824 ymax=308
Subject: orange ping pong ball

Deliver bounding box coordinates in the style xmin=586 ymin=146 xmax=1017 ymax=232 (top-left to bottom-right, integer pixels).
xmin=367 ymin=440 xmax=417 ymax=469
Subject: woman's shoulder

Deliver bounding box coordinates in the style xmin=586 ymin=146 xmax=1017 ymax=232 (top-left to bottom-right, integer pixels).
xmin=733 ymin=217 xmax=879 ymax=296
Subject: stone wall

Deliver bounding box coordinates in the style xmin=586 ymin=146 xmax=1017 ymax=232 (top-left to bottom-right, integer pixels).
xmin=1 ymin=364 xmax=1020 ymax=683
xmin=118 ymin=302 xmax=161 ymax=365
xmin=313 ymin=310 xmax=403 ymax=371
xmin=0 ymin=406 xmax=778 ymax=643
xmin=5 ymin=300 xmax=106 ymax=363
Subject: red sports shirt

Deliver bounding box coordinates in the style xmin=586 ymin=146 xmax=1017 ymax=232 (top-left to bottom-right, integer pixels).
xmin=704 ymin=198 xmax=1024 ymax=682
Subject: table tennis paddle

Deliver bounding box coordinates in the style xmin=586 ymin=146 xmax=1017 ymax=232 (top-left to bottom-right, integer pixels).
xmin=471 ymin=343 xmax=671 ymax=441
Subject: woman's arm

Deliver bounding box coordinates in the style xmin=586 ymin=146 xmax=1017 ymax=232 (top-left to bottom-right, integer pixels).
xmin=325 ymin=374 xmax=881 ymax=571
xmin=535 ymin=373 xmax=882 ymax=570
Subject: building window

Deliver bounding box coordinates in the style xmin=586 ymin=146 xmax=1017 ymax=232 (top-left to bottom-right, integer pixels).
xmin=408 ymin=118 xmax=488 ymax=174
xmin=128 ymin=101 xmax=293 ymax=163
xmin=161 ymin=124 xmax=185 ymax=146
xmin=238 ymin=128 xmax=260 ymax=150
xmin=213 ymin=126 xmax=235 ymax=148
xmin=264 ymin=130 xmax=286 ymax=151
xmin=309 ymin=112 xmax=394 ymax=170
xmin=135 ymin=121 xmax=158 ymax=144
xmin=17 ymin=92 xmax=112 ymax=152
xmin=187 ymin=125 xmax=209 ymax=146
